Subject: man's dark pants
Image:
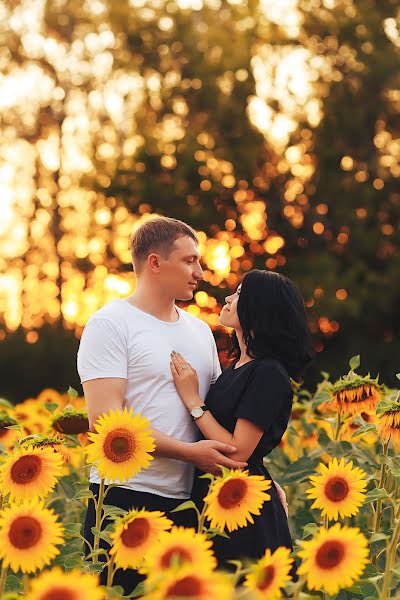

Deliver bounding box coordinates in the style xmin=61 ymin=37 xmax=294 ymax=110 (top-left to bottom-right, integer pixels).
xmin=83 ymin=483 xmax=196 ymax=595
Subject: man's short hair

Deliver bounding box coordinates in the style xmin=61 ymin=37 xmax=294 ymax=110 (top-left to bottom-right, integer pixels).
xmin=130 ymin=216 xmax=199 ymax=272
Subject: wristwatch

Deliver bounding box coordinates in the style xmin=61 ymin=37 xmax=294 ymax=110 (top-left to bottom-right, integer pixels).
xmin=190 ymin=405 xmax=209 ymax=420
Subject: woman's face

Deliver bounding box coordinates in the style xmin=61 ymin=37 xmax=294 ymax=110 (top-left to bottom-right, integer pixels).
xmin=218 ymin=284 xmax=242 ymax=329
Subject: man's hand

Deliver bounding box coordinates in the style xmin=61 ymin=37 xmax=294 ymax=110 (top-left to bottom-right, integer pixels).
xmin=187 ymin=440 xmax=247 ymax=475
xmin=274 ymin=481 xmax=288 ymax=517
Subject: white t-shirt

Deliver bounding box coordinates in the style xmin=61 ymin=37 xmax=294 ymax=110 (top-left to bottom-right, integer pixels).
xmin=77 ymin=299 xmax=221 ymax=499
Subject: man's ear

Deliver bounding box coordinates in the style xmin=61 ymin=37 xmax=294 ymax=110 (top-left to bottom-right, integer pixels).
xmin=148 ymin=253 xmax=161 ymax=272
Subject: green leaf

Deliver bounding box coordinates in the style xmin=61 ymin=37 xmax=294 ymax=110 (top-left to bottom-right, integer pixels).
xmin=206 ymin=527 xmax=230 ymax=539
xmin=86 ymin=562 xmax=106 ymax=573
xmin=44 ymin=402 xmax=59 ymax=413
xmin=302 ymin=523 xmax=319 ymax=538
xmin=5 ymin=574 xmax=22 ymax=592
xmin=396 ymin=373 xmax=400 ymax=381
xmin=64 ymin=554 xmax=83 ymax=568
xmin=170 ymin=500 xmax=198 ymax=513
xmin=73 ymin=489 xmax=95 ymax=501
xmin=351 ymin=423 xmax=377 ymax=438
xmin=128 ymin=581 xmax=145 ymax=598
xmin=369 ymin=532 xmax=389 ymax=543
xmin=349 ymin=354 xmax=361 ymax=370
xmin=280 ymin=455 xmax=320 ymax=485
xmin=0 ymin=398 xmax=14 ymax=409
xmin=108 ymin=585 xmax=126 ymax=598
xmin=64 ymin=523 xmax=82 ymax=536
xmin=312 ymin=389 xmax=332 ymax=409
xmin=5 ymin=424 xmax=22 ymax=431
xmin=364 ymin=488 xmax=390 ymax=503
xmin=101 ymin=504 xmax=127 ymax=519
xmin=67 ymin=386 xmax=79 ymax=399
xmin=98 ymin=531 xmax=112 ymax=544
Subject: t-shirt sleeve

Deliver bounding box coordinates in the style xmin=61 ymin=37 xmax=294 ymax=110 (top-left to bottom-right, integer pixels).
xmin=210 ymin=332 xmax=222 ymax=385
xmin=77 ymin=317 xmax=128 ymax=383
xmin=234 ymin=363 xmax=293 ymax=432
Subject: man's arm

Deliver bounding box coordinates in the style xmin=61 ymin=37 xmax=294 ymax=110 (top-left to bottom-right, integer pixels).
xmin=83 ymin=377 xmax=247 ymax=475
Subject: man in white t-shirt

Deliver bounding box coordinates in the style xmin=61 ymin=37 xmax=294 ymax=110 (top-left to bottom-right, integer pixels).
xmin=78 ymin=216 xmax=248 ymax=592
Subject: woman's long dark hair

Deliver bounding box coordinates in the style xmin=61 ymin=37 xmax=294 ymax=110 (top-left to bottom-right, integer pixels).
xmin=228 ymin=270 xmax=315 ymax=381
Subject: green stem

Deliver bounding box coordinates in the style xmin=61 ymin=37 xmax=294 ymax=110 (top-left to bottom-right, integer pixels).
xmin=92 ymin=478 xmax=105 ymax=565
xmin=106 ymin=554 xmax=116 ymax=589
xmin=292 ymin=574 xmax=307 ymax=600
xmin=373 ymin=443 xmax=388 ymax=533
xmin=0 ymin=563 xmax=8 ymax=598
xmin=197 ymin=503 xmax=207 ymax=535
xmin=333 ymin=412 xmax=342 ymax=441
xmin=380 ymin=506 xmax=400 ymax=599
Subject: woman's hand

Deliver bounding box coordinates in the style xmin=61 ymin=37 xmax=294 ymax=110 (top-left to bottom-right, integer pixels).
xmin=170 ymin=351 xmax=200 ymax=408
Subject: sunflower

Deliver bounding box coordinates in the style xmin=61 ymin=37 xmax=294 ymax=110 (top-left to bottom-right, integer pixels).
xmin=243 ymin=546 xmax=294 ymax=599
xmin=20 ymin=434 xmax=71 ymax=464
xmin=297 ymin=523 xmax=369 ymax=596
xmin=306 ymin=458 xmax=367 ymax=521
xmin=0 ymin=411 xmax=20 ymax=451
xmin=51 ymin=406 xmax=89 ymax=435
xmin=85 ymin=407 xmax=155 ymax=482
xmin=143 ymin=565 xmax=233 ymax=600
xmin=377 ymin=399 xmax=400 ymax=449
xmin=110 ymin=508 xmax=173 ymax=570
xmin=26 ymin=567 xmax=104 ymax=600
xmin=141 ymin=526 xmax=217 ymax=579
xmin=36 ymin=388 xmax=63 ymax=407
xmin=14 ymin=398 xmax=50 ymax=435
xmin=331 ymin=375 xmax=382 ymax=416
xmin=204 ymin=469 xmax=271 ymax=533
xmin=0 ymin=500 xmax=64 ymax=573
xmin=0 ymin=446 xmax=64 ymax=502
xmin=340 ymin=411 xmax=377 ymax=445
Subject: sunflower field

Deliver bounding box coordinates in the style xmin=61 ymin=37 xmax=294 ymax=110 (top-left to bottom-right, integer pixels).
xmin=0 ymin=355 xmax=399 ymax=600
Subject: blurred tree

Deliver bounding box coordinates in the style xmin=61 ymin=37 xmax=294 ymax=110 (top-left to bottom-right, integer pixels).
xmin=0 ymin=0 xmax=399 ymax=403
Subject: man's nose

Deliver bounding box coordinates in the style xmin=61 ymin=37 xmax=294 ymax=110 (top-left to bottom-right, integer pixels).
xmin=193 ymin=263 xmax=204 ymax=280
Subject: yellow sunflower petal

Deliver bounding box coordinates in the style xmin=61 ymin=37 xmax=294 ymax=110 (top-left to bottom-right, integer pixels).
xmin=306 ymin=458 xmax=367 ymax=520
xmin=143 ymin=565 xmax=233 ymax=600
xmin=0 ymin=500 xmax=64 ymax=573
xmin=110 ymin=508 xmax=173 ymax=570
xmin=297 ymin=523 xmax=369 ymax=596
xmin=244 ymin=546 xmax=294 ymax=599
xmin=141 ymin=526 xmax=217 ymax=580
xmin=0 ymin=446 xmax=64 ymax=502
xmin=85 ymin=407 xmax=155 ymax=482
xmin=26 ymin=566 xmax=104 ymax=600
xmin=204 ymin=469 xmax=271 ymax=533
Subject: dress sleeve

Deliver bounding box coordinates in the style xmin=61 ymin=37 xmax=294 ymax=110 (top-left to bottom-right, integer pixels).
xmin=77 ymin=317 xmax=128 ymax=383
xmin=234 ymin=363 xmax=293 ymax=432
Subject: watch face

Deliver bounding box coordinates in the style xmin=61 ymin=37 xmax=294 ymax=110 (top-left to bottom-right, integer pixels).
xmin=191 ymin=407 xmax=203 ymax=418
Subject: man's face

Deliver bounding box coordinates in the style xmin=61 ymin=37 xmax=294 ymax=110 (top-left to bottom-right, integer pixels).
xmin=157 ymin=235 xmax=204 ymax=301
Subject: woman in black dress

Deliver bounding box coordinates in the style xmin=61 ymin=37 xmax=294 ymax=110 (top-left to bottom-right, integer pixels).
xmin=170 ymin=270 xmax=314 ymax=568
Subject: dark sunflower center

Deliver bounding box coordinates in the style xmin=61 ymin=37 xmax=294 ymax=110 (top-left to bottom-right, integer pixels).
xmin=41 ymin=588 xmax=77 ymax=600
xmin=10 ymin=454 xmax=42 ymax=485
xmin=103 ymin=428 xmax=135 ymax=463
xmin=9 ymin=516 xmax=42 ymax=549
xmin=324 ymin=477 xmax=349 ymax=502
xmin=218 ymin=478 xmax=247 ymax=509
xmin=316 ymin=540 xmax=345 ymax=569
xmin=120 ymin=518 xmax=150 ymax=548
xmin=161 ymin=546 xmax=192 ymax=568
xmin=257 ymin=565 xmax=275 ymax=590
xmin=167 ymin=576 xmax=203 ymax=597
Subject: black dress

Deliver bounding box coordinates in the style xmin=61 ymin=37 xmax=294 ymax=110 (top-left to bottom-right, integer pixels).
xmin=191 ymin=357 xmax=294 ymax=568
